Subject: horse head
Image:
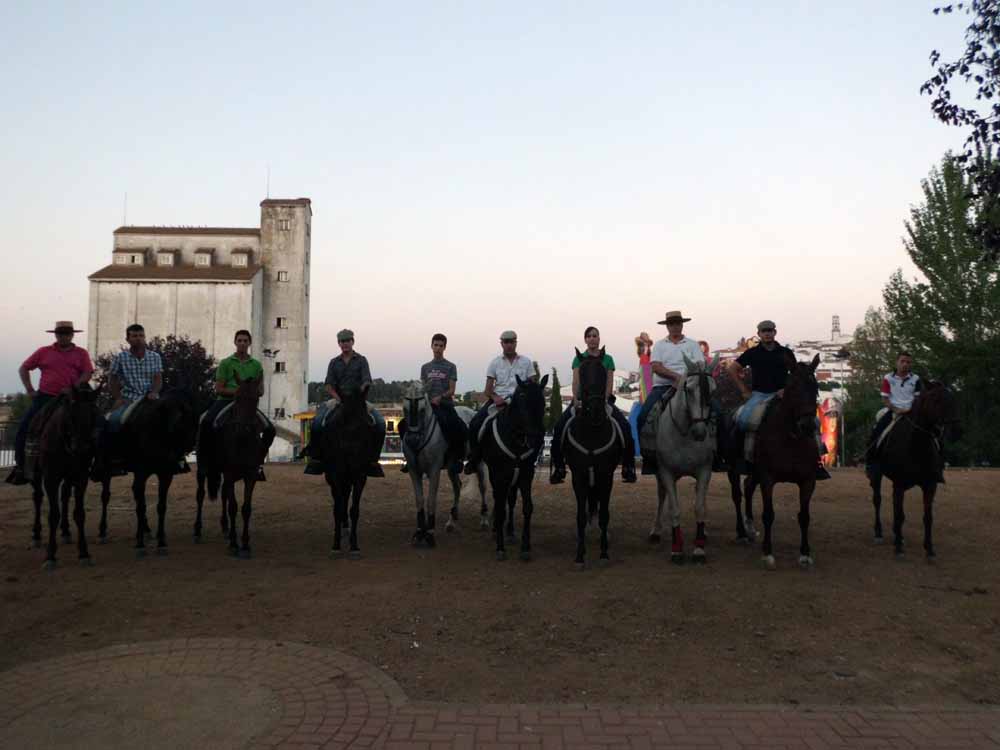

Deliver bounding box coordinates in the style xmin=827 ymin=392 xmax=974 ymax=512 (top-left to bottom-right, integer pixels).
xmin=782 ymin=352 xmax=820 ymax=437
xmin=575 ymin=348 xmax=609 ymax=427
xmin=679 ymin=354 xmax=717 ymax=441
xmin=913 ymin=381 xmax=960 ymax=439
xmin=402 ymin=380 xmax=430 ymax=431
xmin=65 ymin=383 xmax=101 ymax=458
xmin=510 ymin=374 xmax=548 ymax=449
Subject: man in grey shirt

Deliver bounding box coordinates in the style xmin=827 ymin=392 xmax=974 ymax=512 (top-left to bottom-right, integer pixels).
xmin=400 ymin=333 xmax=468 ymax=472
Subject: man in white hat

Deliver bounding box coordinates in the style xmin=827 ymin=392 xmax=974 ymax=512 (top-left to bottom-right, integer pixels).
xmin=635 ymin=310 xmax=704 ymax=473
xmin=464 ymin=330 xmax=535 ymax=473
xmin=6 ymin=321 xmax=94 ymax=485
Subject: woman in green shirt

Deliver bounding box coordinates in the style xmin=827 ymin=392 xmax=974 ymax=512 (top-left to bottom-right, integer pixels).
xmin=198 ymin=330 xmax=276 ymax=476
xmin=550 ymin=326 xmax=637 ymax=484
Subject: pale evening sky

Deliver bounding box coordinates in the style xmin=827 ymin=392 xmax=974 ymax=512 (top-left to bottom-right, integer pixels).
xmin=0 ymin=1 xmax=970 ymax=393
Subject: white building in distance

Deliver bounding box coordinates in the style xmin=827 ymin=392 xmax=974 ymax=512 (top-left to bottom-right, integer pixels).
xmin=87 ymin=198 xmax=312 ymax=457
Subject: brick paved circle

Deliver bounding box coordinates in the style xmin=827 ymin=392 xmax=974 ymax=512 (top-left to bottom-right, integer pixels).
xmin=0 ymin=637 xmax=405 ymax=750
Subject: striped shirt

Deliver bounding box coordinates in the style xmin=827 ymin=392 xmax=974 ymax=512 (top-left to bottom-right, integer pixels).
xmin=110 ymin=349 xmax=163 ymax=402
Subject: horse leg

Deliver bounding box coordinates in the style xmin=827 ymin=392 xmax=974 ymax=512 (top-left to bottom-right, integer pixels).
xmin=573 ymin=475 xmax=587 ymax=567
xmin=222 ymin=478 xmax=238 ymax=555
xmin=194 ymin=469 xmax=206 ymax=542
xmin=43 ymin=474 xmax=61 ymax=568
xmin=98 ymin=478 xmax=111 ymax=543
xmin=409 ymin=471 xmax=426 ymax=546
xmin=892 ymin=483 xmax=906 ymax=557
xmin=744 ymin=475 xmax=758 ymax=541
xmin=660 ymin=469 xmax=683 ymax=564
xmin=330 ymin=483 xmax=343 ymax=554
xmin=693 ymin=468 xmax=709 ymax=563
xmin=133 ymin=473 xmax=149 ymax=555
xmin=871 ymin=467 xmax=884 ymax=542
xmin=519 ymin=471 xmax=533 ymax=561
xmin=649 ymin=473 xmax=666 ymax=543
xmin=59 ymin=481 xmax=72 ymax=541
xmin=426 ymin=469 xmax=441 ymax=547
xmin=156 ymin=472 xmax=172 ymax=553
xmin=760 ymin=478 xmax=776 ymax=570
xmin=31 ymin=479 xmax=43 ymax=548
xmin=598 ymin=476 xmax=612 ymax=562
xmin=729 ymin=469 xmax=747 ymax=543
xmin=478 ymin=467 xmax=489 ymax=530
xmin=73 ymin=479 xmax=91 ymax=564
xmin=492 ymin=475 xmax=508 ymax=560
xmin=219 ymin=473 xmax=230 ymax=535
xmin=797 ymin=479 xmax=816 ymax=568
xmin=348 ymin=480 xmax=362 ymax=557
xmin=922 ymin=483 xmax=937 ymax=560
xmin=240 ymin=479 xmax=254 ymax=558
xmin=446 ymin=468 xmax=461 ymax=531
xmin=505 ymin=485 xmax=517 ymax=543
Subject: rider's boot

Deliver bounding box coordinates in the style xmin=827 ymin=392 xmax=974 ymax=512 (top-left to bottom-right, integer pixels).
xmin=463 ymin=446 xmax=481 ymax=475
xmin=5 ymin=465 xmax=28 ymax=486
xmin=621 ymin=461 xmax=637 ymax=484
xmin=400 ymin=463 xmax=410 ymax=474
xmin=640 ymin=452 xmax=657 ymax=475
xmin=549 ymin=462 xmax=567 ymax=484
xmin=367 ymin=461 xmax=385 ymax=478
xmin=815 ymin=461 xmax=832 ymax=481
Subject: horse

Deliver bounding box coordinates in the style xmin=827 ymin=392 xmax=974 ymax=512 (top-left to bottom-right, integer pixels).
xmin=317 ymin=385 xmax=380 ymax=558
xmin=95 ymin=387 xmax=198 ymax=556
xmin=649 ymin=354 xmax=719 ymax=564
xmin=401 ymin=383 xmax=467 ymax=546
xmin=869 ymin=382 xmax=958 ymax=559
xmin=195 ymin=375 xmax=264 ymax=557
xmin=29 ymin=384 xmax=101 ymax=569
xmin=753 ymin=352 xmax=821 ymax=570
xmin=715 ymin=369 xmax=759 ymax=544
xmin=480 ymin=375 xmax=548 ymax=561
xmin=563 ymin=348 xmax=623 ymax=568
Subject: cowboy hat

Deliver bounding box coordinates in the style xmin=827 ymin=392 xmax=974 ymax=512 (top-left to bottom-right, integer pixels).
xmin=656 ymin=310 xmax=691 ymax=325
xmin=46 ymin=321 xmax=83 ymax=333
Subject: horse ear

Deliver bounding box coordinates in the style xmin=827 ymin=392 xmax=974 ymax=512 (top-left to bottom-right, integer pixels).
xmin=782 ymin=349 xmax=797 ymax=370
xmin=540 ymin=374 xmax=549 ymax=388
xmin=234 ymin=372 xmax=243 ymax=386
xmin=516 ymin=375 xmax=524 ymax=386
xmin=599 ymin=346 xmax=605 ymax=357
xmin=682 ymin=353 xmax=694 ymax=372
xmin=810 ymin=354 xmax=820 ymax=372
xmin=574 ymin=347 xmax=582 ymax=358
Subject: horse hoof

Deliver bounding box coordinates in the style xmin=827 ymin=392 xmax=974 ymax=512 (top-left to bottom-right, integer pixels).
xmin=574 ymin=560 xmax=585 ymax=571
xmin=61 ymin=533 xmax=72 ymax=542
xmin=445 ymin=520 xmax=456 ymax=533
xmin=31 ymin=539 xmax=41 ymax=549
xmin=598 ymin=555 xmax=611 ymax=567
xmin=135 ymin=548 xmax=146 ymax=559
xmin=670 ymin=553 xmax=685 ymax=566
xmin=228 ymin=547 xmax=239 ymax=558
xmin=495 ymin=549 xmax=507 ymax=561
xmin=762 ymin=555 xmax=776 ymax=571
xmin=479 ymin=518 xmax=489 ymax=531
xmin=42 ymin=560 xmax=57 ymax=572
xmin=648 ymin=533 xmax=661 ymax=544
xmin=329 ymin=548 xmax=344 ymax=559
xmin=519 ymin=550 xmax=531 ymax=562
xmin=692 ymin=548 xmax=707 ymax=564
xmin=798 ymin=555 xmax=814 ymax=569
xmin=239 ymin=548 xmax=252 ymax=559
xmin=348 ymin=549 xmax=362 ymax=560
xmin=98 ymin=536 xmax=109 ymax=545
xmin=80 ymin=557 xmax=95 ymax=567
xmin=735 ymin=536 xmax=749 ymax=546
xmin=425 ymin=533 xmax=436 ymax=549
xmin=873 ymin=536 xmax=884 ymax=545
xmin=894 ymin=548 xmax=905 ymax=559
xmin=193 ymin=535 xmax=202 ymax=544
xmin=925 ymin=549 xmax=937 ymax=563
xmin=411 ymin=532 xmax=423 ymax=547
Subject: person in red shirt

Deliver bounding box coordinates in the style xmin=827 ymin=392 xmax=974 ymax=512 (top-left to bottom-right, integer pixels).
xmin=5 ymin=321 xmax=94 ymax=485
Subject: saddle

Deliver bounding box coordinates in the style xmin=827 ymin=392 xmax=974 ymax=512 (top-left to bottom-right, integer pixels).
xmin=638 ymin=390 xmax=677 ymax=453
xmin=873 ymin=408 xmax=901 ymax=453
xmin=24 ymin=396 xmax=68 ymax=480
xmin=731 ymin=397 xmax=780 ymax=463
xmin=563 ymin=404 xmax=623 ymax=457
xmin=208 ymin=402 xmax=271 ymax=431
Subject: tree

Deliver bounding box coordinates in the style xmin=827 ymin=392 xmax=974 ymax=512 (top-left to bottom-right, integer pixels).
xmin=879 ymin=154 xmax=1000 ymax=464
xmin=308 ymin=381 xmax=326 ymax=404
xmin=922 ymin=1 xmax=1000 ymax=261
xmin=94 ymin=335 xmax=217 ymax=414
xmin=546 ymin=368 xmax=563 ymax=432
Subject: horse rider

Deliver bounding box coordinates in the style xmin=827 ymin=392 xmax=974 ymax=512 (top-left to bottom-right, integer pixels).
xmin=463 ymin=330 xmax=535 ymax=474
xmin=91 ymin=323 xmax=166 ymax=478
xmin=303 ymin=329 xmax=386 ymax=477
xmin=635 ymin=310 xmax=705 ymax=474
xmin=728 ymin=319 xmax=831 ymax=480
xmin=399 ymin=333 xmax=468 ymax=474
xmin=549 ymin=326 xmax=637 ymax=484
xmin=198 ymin=329 xmax=277 ymax=480
xmin=6 ymin=321 xmax=94 ymax=486
xmin=864 ymin=351 xmax=932 ymax=473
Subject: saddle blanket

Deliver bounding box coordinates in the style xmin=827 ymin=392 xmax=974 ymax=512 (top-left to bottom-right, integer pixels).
xmin=318 ymin=398 xmax=376 ymax=429
xmin=874 ymin=408 xmax=901 ymax=451
xmin=733 ymin=394 xmax=775 ymax=462
xmin=206 ymin=402 xmax=271 ymax=430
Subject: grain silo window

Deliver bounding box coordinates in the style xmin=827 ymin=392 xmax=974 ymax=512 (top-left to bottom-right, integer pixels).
xmin=274 ymin=361 xmax=286 ymax=373
xmin=233 ymin=254 xmax=248 ymax=268
xmin=278 ymin=219 xmax=291 ymax=231
xmin=277 ymin=271 xmax=289 ymax=282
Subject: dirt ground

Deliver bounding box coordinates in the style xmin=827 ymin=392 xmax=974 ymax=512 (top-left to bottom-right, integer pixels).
xmin=1 ymin=466 xmax=998 ymax=707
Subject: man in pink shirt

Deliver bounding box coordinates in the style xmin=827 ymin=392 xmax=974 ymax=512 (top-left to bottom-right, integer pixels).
xmin=6 ymin=321 xmax=94 ymax=485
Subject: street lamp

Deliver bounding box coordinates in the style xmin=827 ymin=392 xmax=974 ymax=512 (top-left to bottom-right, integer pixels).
xmin=261 ymin=348 xmax=280 ymax=420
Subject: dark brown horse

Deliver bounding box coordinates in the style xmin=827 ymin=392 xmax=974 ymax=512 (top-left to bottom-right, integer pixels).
xmin=754 ymin=353 xmax=821 ymax=570
xmin=196 ymin=375 xmax=264 ymax=557
xmin=95 ymin=388 xmax=198 ymax=556
xmin=869 ymin=382 xmax=958 ymax=559
xmin=715 ymin=367 xmax=759 ymax=544
xmin=30 ymin=384 xmax=101 ymax=569
xmin=317 ymin=384 xmax=379 ymax=558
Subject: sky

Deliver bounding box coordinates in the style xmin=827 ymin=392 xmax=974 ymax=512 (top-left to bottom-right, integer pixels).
xmin=0 ymin=1 xmax=973 ymax=393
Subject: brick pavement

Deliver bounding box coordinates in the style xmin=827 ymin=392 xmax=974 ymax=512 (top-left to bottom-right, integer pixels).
xmin=0 ymin=638 xmax=997 ymax=749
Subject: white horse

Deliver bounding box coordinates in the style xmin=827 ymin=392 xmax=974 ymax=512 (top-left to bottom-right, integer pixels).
xmin=402 ymin=384 xmax=488 ymax=545
xmin=650 ymin=354 xmax=719 ymax=564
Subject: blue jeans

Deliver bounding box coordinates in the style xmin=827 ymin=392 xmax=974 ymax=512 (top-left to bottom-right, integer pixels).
xmin=106 ymin=400 xmax=133 ymax=433
xmin=737 ymin=391 xmax=775 ymax=431
xmin=310 ymin=402 xmax=385 ymax=462
xmin=636 ymin=385 xmax=673 ymax=436
xmin=14 ymin=393 xmax=56 ymax=467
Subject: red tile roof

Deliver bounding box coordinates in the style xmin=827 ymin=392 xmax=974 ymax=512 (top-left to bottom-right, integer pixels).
xmin=113 ymin=226 xmax=260 ymax=237
xmin=260 ymin=198 xmax=311 ymax=207
xmin=88 ymin=264 xmax=261 ymax=282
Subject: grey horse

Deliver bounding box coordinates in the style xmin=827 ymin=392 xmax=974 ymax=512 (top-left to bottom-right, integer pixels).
xmin=650 ymin=354 xmax=719 ymax=563
xmin=402 ymin=384 xmax=487 ymax=545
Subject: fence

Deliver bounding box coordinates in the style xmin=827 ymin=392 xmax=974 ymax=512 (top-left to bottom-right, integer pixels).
xmin=0 ymin=422 xmax=15 ymax=469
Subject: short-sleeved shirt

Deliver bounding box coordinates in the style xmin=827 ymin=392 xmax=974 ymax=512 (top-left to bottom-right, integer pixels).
xmin=215 ymin=355 xmax=264 ymax=400
xmin=21 ymin=343 xmax=94 ymax=396
xmin=881 ymin=372 xmax=922 ymax=410
xmin=571 ymin=352 xmax=615 ymax=371
xmin=736 ymin=343 xmax=793 ymax=394
xmin=651 ymin=336 xmax=704 ymax=386
xmin=110 ymin=349 xmax=163 ymax=402
xmin=421 ymin=358 xmax=457 ymax=402
xmin=325 ymin=352 xmax=373 ymax=394
xmin=486 ymin=354 xmax=534 ymax=399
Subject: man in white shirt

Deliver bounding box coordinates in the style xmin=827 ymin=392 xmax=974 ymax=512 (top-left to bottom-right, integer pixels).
xmin=464 ymin=330 xmax=535 ymax=473
xmin=636 ymin=311 xmax=704 ymax=472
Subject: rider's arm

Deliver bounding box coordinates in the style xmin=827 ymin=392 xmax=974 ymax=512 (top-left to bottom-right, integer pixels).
xmin=76 ymin=351 xmax=95 ymax=386
xmin=484 ymin=376 xmax=503 ymax=405
xmin=729 ymin=361 xmax=751 ymax=399
xmin=18 ymin=364 xmax=36 ymax=396
xmin=324 ymin=359 xmax=341 ymax=401
xmin=109 ymin=373 xmax=123 ymax=404
xmin=650 ymin=361 xmax=682 ymax=385
xmin=446 ymin=378 xmax=457 ymax=400
xmin=149 ymin=371 xmax=163 ymax=399
xmin=606 ymin=368 xmax=615 ymax=399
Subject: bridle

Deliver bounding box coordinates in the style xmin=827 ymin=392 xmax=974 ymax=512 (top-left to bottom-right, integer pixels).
xmin=669 ymin=370 xmax=713 ymax=436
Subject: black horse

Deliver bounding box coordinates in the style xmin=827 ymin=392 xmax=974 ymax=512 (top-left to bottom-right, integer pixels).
xmin=715 ymin=366 xmax=759 ymax=544
xmin=318 ymin=385 xmax=380 ymax=558
xmin=869 ymin=382 xmax=958 ymax=559
xmin=30 ymin=384 xmax=101 ymax=569
xmin=481 ymin=375 xmax=548 ymax=561
xmin=95 ymin=388 xmax=198 ymax=556
xmin=564 ymin=349 xmax=622 ymax=568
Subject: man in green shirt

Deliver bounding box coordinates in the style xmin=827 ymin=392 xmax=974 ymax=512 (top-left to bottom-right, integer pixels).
xmin=198 ymin=330 xmax=275 ymax=478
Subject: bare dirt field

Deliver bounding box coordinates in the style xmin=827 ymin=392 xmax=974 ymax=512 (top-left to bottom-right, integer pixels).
xmin=1 ymin=466 xmax=997 ymax=708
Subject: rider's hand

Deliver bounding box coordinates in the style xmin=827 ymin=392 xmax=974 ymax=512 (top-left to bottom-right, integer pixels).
xmin=492 ymin=395 xmax=505 ymax=408
xmin=431 ymin=396 xmax=441 ymax=407
xmin=147 ymin=392 xmax=160 ymax=401
xmin=776 ymin=389 xmax=785 ymax=398
xmin=573 ymin=399 xmax=582 ymax=409
xmin=740 ymin=391 xmax=751 ymax=402
xmin=26 ymin=387 xmax=36 ymax=398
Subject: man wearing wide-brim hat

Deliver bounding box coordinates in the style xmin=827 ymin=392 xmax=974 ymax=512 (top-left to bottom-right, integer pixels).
xmin=635 ymin=311 xmax=704 ymax=473
xmin=5 ymin=322 xmax=94 ymax=485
